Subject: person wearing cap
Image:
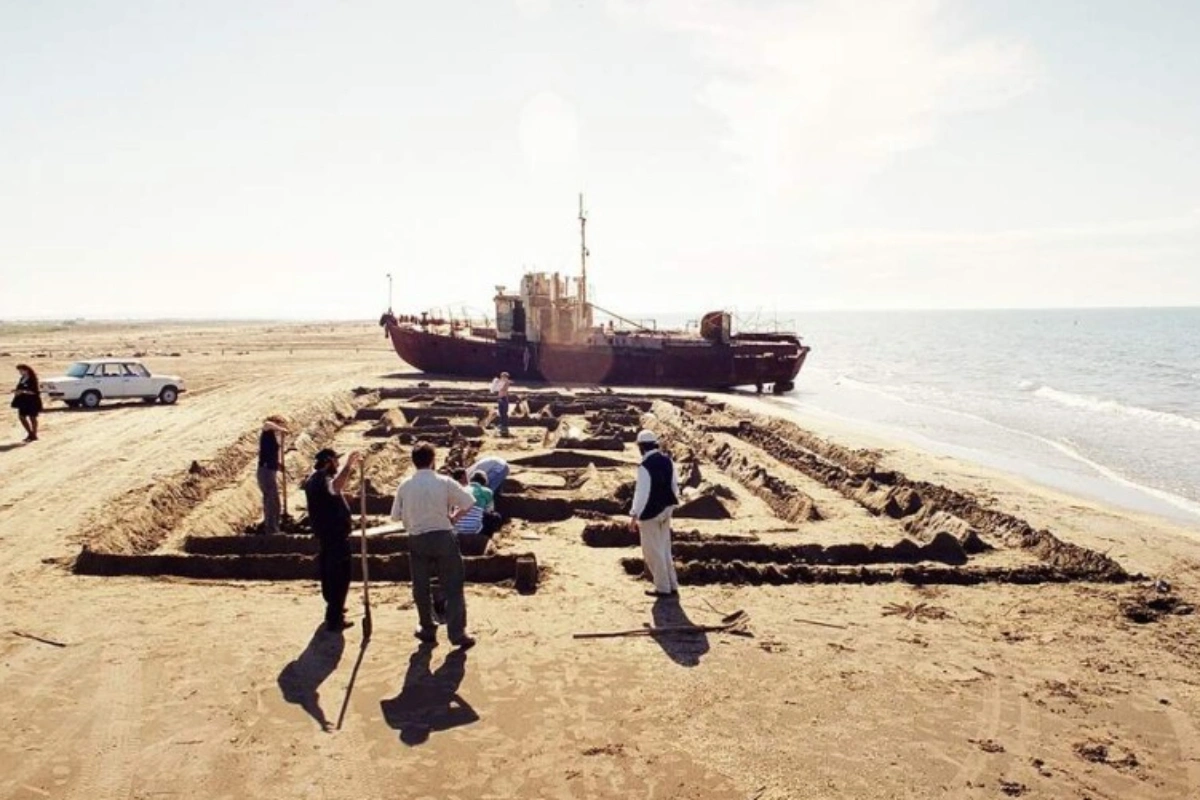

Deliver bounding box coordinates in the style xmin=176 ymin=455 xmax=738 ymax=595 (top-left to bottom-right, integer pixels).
xmin=302 ymin=447 xmax=362 ymax=632
xmin=629 ymin=429 xmax=681 ymax=598
xmin=256 ymin=415 xmax=291 ymax=535
xmin=490 ymin=371 xmax=511 ymax=436
xmin=390 ymin=441 xmax=479 ymax=649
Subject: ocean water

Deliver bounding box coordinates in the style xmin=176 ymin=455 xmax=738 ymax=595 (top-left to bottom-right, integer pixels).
xmin=752 ymin=308 xmax=1200 ymax=527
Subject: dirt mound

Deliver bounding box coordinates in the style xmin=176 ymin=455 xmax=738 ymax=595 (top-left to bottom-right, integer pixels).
xmin=674 ymin=494 xmax=732 ymax=520
xmin=75 ymin=392 xmax=367 ymax=555
xmin=510 ymin=451 xmax=629 ymax=469
xmin=621 ymin=557 xmax=1136 ymax=587
xmin=75 ymin=548 xmax=536 ymax=587
xmin=1120 ymin=589 xmax=1195 ymax=623
xmin=581 ymin=523 xmax=760 ymax=547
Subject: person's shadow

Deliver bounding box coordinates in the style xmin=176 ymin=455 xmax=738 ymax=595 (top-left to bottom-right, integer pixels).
xmin=651 ymin=598 xmax=710 ymax=667
xmin=380 ymin=644 xmax=477 ymax=745
xmin=277 ymin=625 xmax=346 ymax=731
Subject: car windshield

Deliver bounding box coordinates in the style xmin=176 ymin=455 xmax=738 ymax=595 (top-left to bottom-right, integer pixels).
xmin=65 ymin=363 xmax=89 ymax=378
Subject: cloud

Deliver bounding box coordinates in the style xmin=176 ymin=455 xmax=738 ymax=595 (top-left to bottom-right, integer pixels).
xmin=610 ymin=0 xmax=1036 ymax=195
xmin=514 ymin=0 xmax=554 ymax=19
xmin=518 ymin=90 xmax=581 ymax=176
xmin=807 ymin=210 xmax=1200 ymax=308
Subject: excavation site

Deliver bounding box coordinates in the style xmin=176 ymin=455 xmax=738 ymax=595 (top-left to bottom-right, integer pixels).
xmin=69 ymin=384 xmax=1139 ymax=595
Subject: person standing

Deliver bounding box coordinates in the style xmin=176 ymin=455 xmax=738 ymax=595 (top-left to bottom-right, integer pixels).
xmin=257 ymin=415 xmax=291 ymax=534
xmin=628 ymin=429 xmax=681 ymax=598
xmin=491 ymin=371 xmax=511 ymax=436
xmin=303 ymin=447 xmax=361 ymax=633
xmin=11 ymin=364 xmax=43 ymax=443
xmin=391 ymin=442 xmax=479 ymax=649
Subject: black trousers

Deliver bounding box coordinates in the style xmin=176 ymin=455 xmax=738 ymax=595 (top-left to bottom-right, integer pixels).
xmin=317 ymin=538 xmax=352 ymax=625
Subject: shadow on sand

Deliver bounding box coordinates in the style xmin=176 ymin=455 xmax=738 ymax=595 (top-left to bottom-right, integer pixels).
xmin=277 ymin=625 xmax=346 ymax=731
xmin=380 ymin=644 xmax=477 ymax=746
xmin=651 ymin=597 xmax=710 ymax=667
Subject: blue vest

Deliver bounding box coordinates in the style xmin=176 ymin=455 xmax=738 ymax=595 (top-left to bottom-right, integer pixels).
xmin=639 ymin=450 xmax=679 ymax=520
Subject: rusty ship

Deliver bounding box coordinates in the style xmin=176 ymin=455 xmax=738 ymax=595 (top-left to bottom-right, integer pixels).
xmin=381 ymin=198 xmax=809 ymax=393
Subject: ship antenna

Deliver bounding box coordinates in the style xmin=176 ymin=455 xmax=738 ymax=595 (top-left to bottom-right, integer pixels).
xmin=578 ymin=192 xmax=588 ymax=309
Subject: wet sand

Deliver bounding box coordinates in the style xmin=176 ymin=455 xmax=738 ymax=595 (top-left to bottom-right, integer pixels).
xmin=2 ymin=320 xmax=1199 ymax=799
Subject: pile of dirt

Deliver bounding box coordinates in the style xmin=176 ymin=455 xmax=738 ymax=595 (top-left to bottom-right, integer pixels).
xmin=76 ymin=548 xmax=536 ymax=587
xmin=581 ymin=523 xmax=760 ymax=547
xmin=75 ymin=392 xmax=369 ymax=556
xmin=674 ymin=494 xmax=732 ymax=520
xmin=621 ymin=557 xmax=1134 ymax=587
xmin=1120 ymin=589 xmax=1195 ymax=623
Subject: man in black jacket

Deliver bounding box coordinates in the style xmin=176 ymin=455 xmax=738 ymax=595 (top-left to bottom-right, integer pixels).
xmin=303 ymin=447 xmax=361 ymax=632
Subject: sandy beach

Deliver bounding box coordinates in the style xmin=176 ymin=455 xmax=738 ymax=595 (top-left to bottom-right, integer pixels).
xmin=2 ymin=320 xmax=1199 ymax=800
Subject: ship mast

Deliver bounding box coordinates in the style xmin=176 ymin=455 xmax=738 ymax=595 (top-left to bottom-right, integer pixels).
xmin=578 ymin=193 xmax=589 ymax=323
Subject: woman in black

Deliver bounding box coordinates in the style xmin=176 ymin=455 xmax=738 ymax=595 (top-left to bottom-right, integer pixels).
xmin=11 ymin=364 xmax=43 ymax=442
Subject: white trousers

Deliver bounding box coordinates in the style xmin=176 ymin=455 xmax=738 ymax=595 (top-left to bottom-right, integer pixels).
xmin=637 ymin=508 xmax=678 ymax=593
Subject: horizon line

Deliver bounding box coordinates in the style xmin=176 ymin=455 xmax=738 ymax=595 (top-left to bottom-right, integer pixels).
xmin=2 ymin=304 xmax=1200 ymax=324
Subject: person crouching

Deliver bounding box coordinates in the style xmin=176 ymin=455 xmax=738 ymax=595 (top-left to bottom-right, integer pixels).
xmin=628 ymin=429 xmax=680 ymax=598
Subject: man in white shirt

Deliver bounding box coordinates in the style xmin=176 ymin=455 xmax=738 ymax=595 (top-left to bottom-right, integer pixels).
xmin=628 ymin=429 xmax=681 ymax=597
xmin=491 ymin=372 xmax=511 ymax=436
xmin=391 ymin=441 xmax=479 ymax=648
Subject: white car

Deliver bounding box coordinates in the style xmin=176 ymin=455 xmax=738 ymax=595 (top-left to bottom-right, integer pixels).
xmin=42 ymin=359 xmax=187 ymax=409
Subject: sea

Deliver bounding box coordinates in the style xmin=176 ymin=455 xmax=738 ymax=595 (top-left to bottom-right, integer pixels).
xmin=689 ymin=308 xmax=1200 ymax=528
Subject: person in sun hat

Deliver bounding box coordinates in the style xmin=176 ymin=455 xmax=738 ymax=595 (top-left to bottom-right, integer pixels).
xmin=628 ymin=429 xmax=681 ymax=598
xmin=256 ymin=415 xmax=291 ymax=534
xmin=302 ymin=446 xmax=361 ymax=633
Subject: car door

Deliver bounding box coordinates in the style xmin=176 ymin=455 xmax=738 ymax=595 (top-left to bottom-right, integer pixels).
xmin=100 ymin=362 xmax=129 ymax=398
xmin=81 ymin=363 xmax=105 ymax=399
xmin=122 ymin=363 xmax=153 ymax=397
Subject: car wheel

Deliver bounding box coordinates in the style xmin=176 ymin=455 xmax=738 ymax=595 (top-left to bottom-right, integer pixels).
xmin=81 ymin=390 xmax=102 ymax=409
xmin=159 ymin=386 xmax=179 ymax=405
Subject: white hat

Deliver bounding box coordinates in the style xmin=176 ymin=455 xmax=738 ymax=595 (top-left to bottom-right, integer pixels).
xmin=636 ymin=429 xmax=659 ymax=445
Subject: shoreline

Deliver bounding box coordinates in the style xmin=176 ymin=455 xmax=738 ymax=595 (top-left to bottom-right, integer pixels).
xmin=3 ymin=320 xmax=1200 ymax=799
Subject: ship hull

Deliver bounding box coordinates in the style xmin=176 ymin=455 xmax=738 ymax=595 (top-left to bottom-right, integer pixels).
xmin=385 ymin=325 xmax=807 ymax=390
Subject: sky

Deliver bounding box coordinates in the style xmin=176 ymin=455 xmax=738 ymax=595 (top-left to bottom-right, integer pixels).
xmin=2 ymin=0 xmax=1198 ymax=320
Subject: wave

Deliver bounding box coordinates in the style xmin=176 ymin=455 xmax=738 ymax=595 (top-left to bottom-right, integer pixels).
xmin=1043 ymin=438 xmax=1200 ymax=523
xmin=1033 ymin=386 xmax=1200 ymax=432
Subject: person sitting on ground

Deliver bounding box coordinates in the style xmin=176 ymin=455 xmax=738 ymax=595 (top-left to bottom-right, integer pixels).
xmin=449 ymin=468 xmax=485 ymax=537
xmin=471 ymin=470 xmax=504 ymax=536
xmin=467 ymin=455 xmax=510 ymax=495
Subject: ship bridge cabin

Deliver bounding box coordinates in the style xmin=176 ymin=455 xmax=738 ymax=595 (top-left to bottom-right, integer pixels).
xmin=494 ymin=271 xmax=594 ymax=345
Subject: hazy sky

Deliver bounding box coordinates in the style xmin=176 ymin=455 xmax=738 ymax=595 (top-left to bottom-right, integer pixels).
xmin=2 ymin=0 xmax=1198 ymax=320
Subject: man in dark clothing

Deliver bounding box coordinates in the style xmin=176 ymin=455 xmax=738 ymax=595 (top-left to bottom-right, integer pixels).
xmin=257 ymin=415 xmax=290 ymax=534
xmin=303 ymin=447 xmax=361 ymax=632
xmin=628 ymin=429 xmax=681 ymax=597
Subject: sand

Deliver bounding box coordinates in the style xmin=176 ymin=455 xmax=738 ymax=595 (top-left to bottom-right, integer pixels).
xmin=2 ymin=320 xmax=1200 ymax=800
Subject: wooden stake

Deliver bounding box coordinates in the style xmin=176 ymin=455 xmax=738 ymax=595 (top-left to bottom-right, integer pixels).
xmin=279 ymin=432 xmax=288 ymax=519
xmin=359 ymin=460 xmax=372 ymax=641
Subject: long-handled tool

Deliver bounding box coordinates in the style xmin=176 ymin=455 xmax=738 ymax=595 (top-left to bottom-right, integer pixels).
xmin=358 ymin=458 xmax=373 ymax=641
